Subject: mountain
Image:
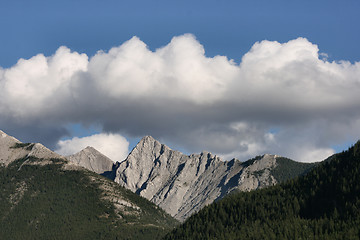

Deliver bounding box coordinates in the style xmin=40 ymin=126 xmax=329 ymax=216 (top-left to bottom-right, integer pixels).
xmin=67 ymin=146 xmax=115 ymax=175
xmin=0 ymin=129 xmax=66 ymax=166
xmin=0 ymin=130 xmax=178 ymax=239
xmin=163 ymin=142 xmax=360 ymax=240
xmin=114 ymin=136 xmax=315 ymax=221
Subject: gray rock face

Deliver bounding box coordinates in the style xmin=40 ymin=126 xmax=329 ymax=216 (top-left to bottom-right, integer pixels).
xmin=0 ymin=130 xmax=65 ymax=166
xmin=115 ymin=136 xmax=279 ymax=221
xmin=67 ymin=146 xmax=114 ymax=174
xmin=0 ymin=130 xmax=28 ymax=166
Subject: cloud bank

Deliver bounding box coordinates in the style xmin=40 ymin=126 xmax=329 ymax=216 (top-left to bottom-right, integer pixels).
xmin=1 ymin=34 xmax=360 ymax=162
xmin=55 ymin=133 xmax=129 ymax=162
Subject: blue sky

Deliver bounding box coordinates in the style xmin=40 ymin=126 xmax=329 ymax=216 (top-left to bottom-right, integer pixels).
xmin=1 ymin=0 xmax=360 ymax=162
xmin=1 ymin=0 xmax=359 ymax=67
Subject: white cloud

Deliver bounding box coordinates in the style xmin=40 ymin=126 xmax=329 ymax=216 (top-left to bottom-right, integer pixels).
xmin=55 ymin=133 xmax=129 ymax=162
xmin=88 ymin=34 xmax=238 ymax=103
xmin=0 ymin=46 xmax=88 ymax=119
xmin=1 ymin=34 xmax=360 ymax=163
xmin=232 ymin=37 xmax=360 ymax=109
xmin=293 ymin=147 xmax=335 ymax=163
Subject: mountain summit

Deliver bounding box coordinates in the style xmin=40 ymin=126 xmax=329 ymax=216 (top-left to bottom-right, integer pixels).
xmin=67 ymin=146 xmax=114 ymax=174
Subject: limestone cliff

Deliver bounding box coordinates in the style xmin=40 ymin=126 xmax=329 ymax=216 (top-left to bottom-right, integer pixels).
xmin=114 ymin=136 xmax=279 ymax=221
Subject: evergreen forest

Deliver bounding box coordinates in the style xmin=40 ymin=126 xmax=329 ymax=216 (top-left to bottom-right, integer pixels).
xmin=0 ymin=156 xmax=178 ymax=240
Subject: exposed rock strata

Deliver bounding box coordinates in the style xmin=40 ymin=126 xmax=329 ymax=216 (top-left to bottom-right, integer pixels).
xmin=115 ymin=136 xmax=278 ymax=221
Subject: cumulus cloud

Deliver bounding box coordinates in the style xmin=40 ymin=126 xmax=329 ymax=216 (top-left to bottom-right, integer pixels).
xmin=87 ymin=34 xmax=238 ymax=103
xmin=1 ymin=34 xmax=360 ymax=162
xmin=0 ymin=47 xmax=88 ymax=119
xmin=55 ymin=133 xmax=129 ymax=162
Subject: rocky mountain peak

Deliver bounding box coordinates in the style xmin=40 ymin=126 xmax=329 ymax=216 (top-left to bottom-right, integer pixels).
xmin=28 ymin=143 xmax=65 ymax=160
xmin=0 ymin=130 xmax=25 ymax=166
xmin=84 ymin=146 xmax=96 ymax=151
xmin=114 ymin=136 xmax=283 ymax=221
xmin=136 ymin=135 xmax=159 ymax=148
xmin=67 ymin=146 xmax=114 ymax=174
xmin=0 ymin=130 xmax=66 ymax=167
xmin=130 ymin=135 xmax=172 ymax=157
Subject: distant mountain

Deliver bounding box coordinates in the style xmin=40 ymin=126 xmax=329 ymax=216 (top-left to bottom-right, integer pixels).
xmin=67 ymin=146 xmax=115 ymax=174
xmin=0 ymin=130 xmax=178 ymax=239
xmin=163 ymin=141 xmax=360 ymax=239
xmin=114 ymin=136 xmax=315 ymax=221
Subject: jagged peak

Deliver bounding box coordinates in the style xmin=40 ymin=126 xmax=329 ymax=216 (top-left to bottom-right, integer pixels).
xmin=131 ymin=135 xmax=171 ymax=153
xmin=81 ymin=146 xmax=100 ymax=153
xmin=28 ymin=143 xmax=65 ymax=160
xmin=67 ymin=146 xmax=114 ymax=174
xmin=70 ymin=146 xmax=113 ymax=161
xmin=138 ymin=135 xmax=160 ymax=146
xmin=69 ymin=146 xmax=101 ymax=157
xmin=141 ymin=135 xmax=156 ymax=142
xmin=198 ymin=151 xmax=222 ymax=161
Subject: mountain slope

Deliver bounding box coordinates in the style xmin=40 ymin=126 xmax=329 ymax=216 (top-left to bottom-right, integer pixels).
xmin=115 ymin=136 xmax=315 ymax=221
xmin=0 ymin=131 xmax=178 ymax=239
xmin=163 ymin=141 xmax=360 ymax=240
xmin=0 ymin=130 xmax=65 ymax=166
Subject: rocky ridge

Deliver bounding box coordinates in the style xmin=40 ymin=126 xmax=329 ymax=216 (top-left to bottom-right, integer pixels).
xmin=0 ymin=130 xmax=66 ymax=167
xmin=1 ymin=130 xmax=314 ymax=223
xmin=114 ymin=136 xmax=279 ymax=221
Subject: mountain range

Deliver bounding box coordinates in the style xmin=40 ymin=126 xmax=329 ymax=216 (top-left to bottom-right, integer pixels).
xmin=0 ymin=129 xmax=317 ymax=238
xmin=59 ymin=133 xmax=314 ymax=221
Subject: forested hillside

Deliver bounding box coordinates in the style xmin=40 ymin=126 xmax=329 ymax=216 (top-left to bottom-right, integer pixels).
xmin=0 ymin=155 xmax=178 ymax=240
xmin=164 ymin=142 xmax=360 ymax=239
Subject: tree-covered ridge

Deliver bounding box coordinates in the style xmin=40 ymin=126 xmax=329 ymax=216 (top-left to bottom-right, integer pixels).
xmin=0 ymin=156 xmax=178 ymax=240
xmin=271 ymin=157 xmax=317 ymax=183
xmin=164 ymin=142 xmax=360 ymax=240
xmin=239 ymin=155 xmax=317 ymax=184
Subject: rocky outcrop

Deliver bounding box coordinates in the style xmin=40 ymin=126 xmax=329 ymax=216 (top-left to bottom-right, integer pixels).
xmin=0 ymin=130 xmax=65 ymax=167
xmin=0 ymin=130 xmax=29 ymax=166
xmin=67 ymin=146 xmax=114 ymax=174
xmin=114 ymin=136 xmax=279 ymax=221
